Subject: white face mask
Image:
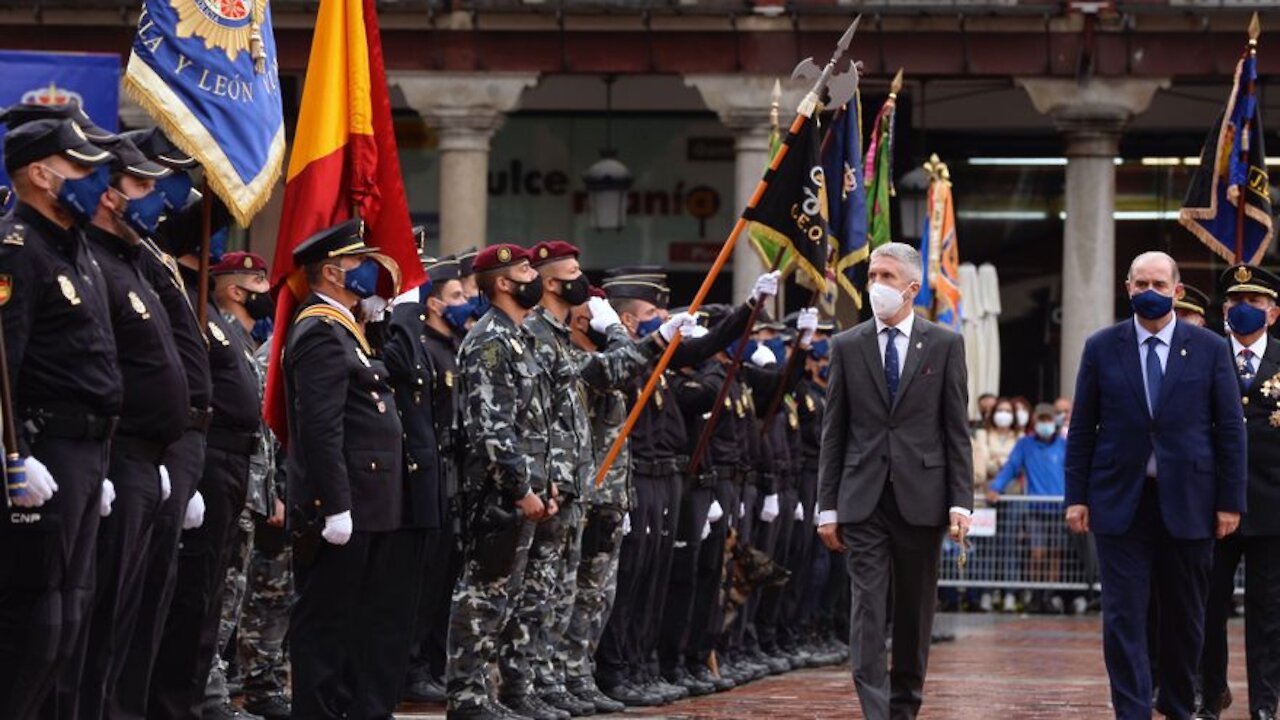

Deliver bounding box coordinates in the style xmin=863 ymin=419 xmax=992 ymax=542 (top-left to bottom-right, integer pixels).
xmin=1015 ymin=409 xmax=1030 ymax=428
xmin=992 ymin=410 xmax=1014 ymax=429
xmin=869 ymin=282 xmax=908 ymax=320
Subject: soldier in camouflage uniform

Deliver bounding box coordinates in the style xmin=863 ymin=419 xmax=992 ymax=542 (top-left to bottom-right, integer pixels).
xmin=511 ymin=243 xmax=668 ymax=720
xmin=204 ymin=251 xmax=291 ymax=719
xmin=446 ymin=244 xmax=556 ymax=720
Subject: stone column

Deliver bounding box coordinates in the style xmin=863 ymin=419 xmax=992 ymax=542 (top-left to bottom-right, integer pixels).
xmin=686 ymin=75 xmax=806 ymax=305
xmin=395 ymin=73 xmax=538 ymax=257
xmin=1019 ymin=78 xmax=1167 ymax=397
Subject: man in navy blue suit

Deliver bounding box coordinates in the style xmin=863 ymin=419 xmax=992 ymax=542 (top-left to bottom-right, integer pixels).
xmin=1065 ymin=251 xmax=1247 ymax=720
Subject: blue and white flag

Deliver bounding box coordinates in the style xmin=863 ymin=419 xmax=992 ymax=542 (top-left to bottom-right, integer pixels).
xmin=124 ymin=0 xmax=285 ymax=226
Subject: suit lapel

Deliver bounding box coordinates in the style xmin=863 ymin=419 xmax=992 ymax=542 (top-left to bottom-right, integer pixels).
xmin=1115 ymin=321 xmax=1151 ymax=419
xmin=1156 ymin=321 xmax=1190 ymax=415
xmin=857 ymin=323 xmax=891 ymax=410
xmin=892 ymin=318 xmax=929 ymax=413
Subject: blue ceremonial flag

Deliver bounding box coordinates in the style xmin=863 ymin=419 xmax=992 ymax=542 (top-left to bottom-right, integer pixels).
xmin=0 ymin=51 xmax=120 ymax=191
xmin=1179 ymin=24 xmax=1272 ymax=264
xmin=822 ymin=94 xmax=869 ymax=311
xmin=124 ymin=0 xmax=285 ymax=226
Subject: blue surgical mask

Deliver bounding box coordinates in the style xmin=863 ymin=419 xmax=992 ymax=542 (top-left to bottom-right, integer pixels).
xmin=469 ymin=294 xmax=490 ymax=320
xmin=810 ymin=338 xmax=830 ymax=360
xmin=764 ymin=338 xmax=788 ymax=364
xmin=121 ymin=189 xmax=167 ymax=236
xmin=1131 ymin=288 xmax=1173 ymax=321
xmin=442 ymin=301 xmax=473 ymax=334
xmin=727 ymin=338 xmax=758 ymax=359
xmin=155 ymin=172 xmax=193 ymax=211
xmin=818 ymin=365 xmax=830 ymax=381
xmin=1035 ymin=421 xmax=1058 ymax=440
xmin=251 ymin=317 xmax=274 ymax=344
xmin=340 ymin=259 xmax=379 ymax=299
xmin=209 ymin=226 xmax=228 ymax=263
xmin=1228 ymin=302 xmax=1269 ymax=336
xmin=636 ymin=316 xmax=663 ymax=337
xmin=47 ymin=165 xmax=109 ymax=224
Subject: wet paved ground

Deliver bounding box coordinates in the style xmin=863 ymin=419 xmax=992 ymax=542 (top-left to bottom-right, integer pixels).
xmin=396 ymin=613 xmax=1249 ymax=719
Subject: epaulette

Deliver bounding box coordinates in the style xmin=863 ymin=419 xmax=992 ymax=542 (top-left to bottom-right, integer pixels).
xmin=1 ymin=222 xmax=26 ymax=247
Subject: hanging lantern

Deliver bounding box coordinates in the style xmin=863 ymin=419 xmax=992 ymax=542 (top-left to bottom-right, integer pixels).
xmin=583 ymin=150 xmax=633 ymax=231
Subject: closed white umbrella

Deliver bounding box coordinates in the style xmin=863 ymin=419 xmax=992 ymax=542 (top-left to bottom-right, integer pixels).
xmin=978 ymin=263 xmax=1002 ymax=400
xmin=958 ymin=262 xmax=983 ymax=419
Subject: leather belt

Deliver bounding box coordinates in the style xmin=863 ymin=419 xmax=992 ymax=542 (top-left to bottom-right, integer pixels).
xmin=113 ymin=434 xmax=167 ymax=465
xmin=206 ymin=426 xmax=258 ymax=456
xmin=22 ymin=403 xmax=118 ymax=442
xmin=633 ymin=458 xmax=679 ymax=476
xmin=188 ymin=407 xmax=213 ymax=434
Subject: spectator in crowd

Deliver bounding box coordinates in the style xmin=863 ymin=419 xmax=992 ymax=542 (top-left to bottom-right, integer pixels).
xmin=972 ymin=397 xmax=1022 ymax=612
xmin=1010 ymin=396 xmax=1033 ymax=436
xmin=1054 ymin=397 xmax=1073 ymax=438
xmin=974 ymin=392 xmax=997 ymax=430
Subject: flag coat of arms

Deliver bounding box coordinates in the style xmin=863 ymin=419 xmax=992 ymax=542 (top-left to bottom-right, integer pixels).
xmin=822 ymin=96 xmax=869 ymax=315
xmin=124 ymin=0 xmax=285 ymax=226
xmin=914 ymin=155 xmax=962 ymax=331
xmin=1179 ymin=24 xmax=1273 ymax=264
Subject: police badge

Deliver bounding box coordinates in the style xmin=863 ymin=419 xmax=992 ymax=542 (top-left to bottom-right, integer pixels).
xmin=172 ymin=0 xmax=268 ymax=65
xmin=57 ymin=275 xmax=81 ymax=306
xmin=129 ymin=291 xmax=152 ymax=319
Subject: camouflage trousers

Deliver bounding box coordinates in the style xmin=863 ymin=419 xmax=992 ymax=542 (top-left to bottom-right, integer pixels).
xmin=204 ymin=509 xmax=254 ymax=707
xmin=445 ymin=518 xmax=537 ymax=711
xmin=497 ymin=503 xmax=582 ymax=699
xmin=531 ymin=502 xmax=586 ymax=693
xmin=563 ymin=506 xmax=625 ymax=690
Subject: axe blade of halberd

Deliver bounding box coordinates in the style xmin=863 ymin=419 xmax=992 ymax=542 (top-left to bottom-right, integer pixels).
xmin=789 ymin=15 xmax=862 ymax=108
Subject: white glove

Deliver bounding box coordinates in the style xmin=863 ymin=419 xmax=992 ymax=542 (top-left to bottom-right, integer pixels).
xmin=322 ymin=510 xmax=353 ymax=545
xmin=749 ymin=271 xmax=780 ymax=303
xmin=797 ymin=307 xmax=819 ymax=345
xmin=750 ymin=344 xmax=777 ymax=368
xmin=359 ymin=295 xmax=389 ymax=322
xmin=100 ymin=479 xmax=116 ymax=518
xmin=622 ymin=512 xmax=632 ymax=536
xmin=701 ymin=520 xmax=712 ymax=540
xmin=391 ymin=288 xmax=420 ymax=307
xmin=760 ymin=493 xmax=780 ymax=522
xmin=794 ymin=502 xmax=805 ymax=522
xmin=183 ymin=491 xmax=206 ymax=530
xmin=658 ymin=311 xmax=695 ymax=343
xmin=159 ymin=465 xmax=171 ymax=502
xmin=707 ymin=499 xmax=724 ymax=523
xmin=681 ymin=323 xmax=709 ymax=340
xmin=587 ymin=297 xmax=622 ymax=333
xmin=10 ymin=456 xmax=58 ymax=508
xmin=739 ymin=502 xmax=746 ymax=518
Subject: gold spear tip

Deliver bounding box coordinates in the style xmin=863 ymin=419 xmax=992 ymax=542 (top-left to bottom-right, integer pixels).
xmin=891 ymin=68 xmax=905 ymax=95
xmin=1250 ymin=12 xmax=1261 ymax=43
xmin=771 ymin=78 xmax=781 ymax=106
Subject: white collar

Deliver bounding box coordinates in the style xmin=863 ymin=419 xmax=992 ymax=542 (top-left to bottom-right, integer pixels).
xmin=874 ymin=310 xmax=915 ymax=338
xmin=1231 ymin=333 xmax=1268 ymax=359
xmin=316 ymin=292 xmax=355 ymax=324
xmin=1133 ymin=315 xmax=1176 ymax=347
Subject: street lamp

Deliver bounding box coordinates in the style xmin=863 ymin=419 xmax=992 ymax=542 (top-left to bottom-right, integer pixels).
xmin=897 ymin=163 xmax=930 ymax=241
xmin=582 ymin=75 xmax=633 ymax=231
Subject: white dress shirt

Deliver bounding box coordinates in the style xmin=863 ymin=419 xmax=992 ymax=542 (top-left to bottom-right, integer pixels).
xmin=316 ymin=292 xmax=356 ymax=324
xmin=1134 ymin=315 xmax=1175 ymax=478
xmin=1230 ymin=332 xmax=1268 ymax=370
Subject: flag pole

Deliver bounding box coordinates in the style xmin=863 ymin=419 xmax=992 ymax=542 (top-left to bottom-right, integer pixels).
xmin=198 ymin=180 xmax=211 ymax=331
xmin=1236 ymin=13 xmax=1260 ymax=264
xmin=595 ymin=16 xmax=861 ymax=488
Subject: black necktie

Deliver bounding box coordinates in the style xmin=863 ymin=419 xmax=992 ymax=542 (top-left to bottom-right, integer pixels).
xmin=884 ymin=327 xmax=901 ymax=405
xmin=1239 ymin=348 xmax=1257 ymax=394
xmin=1145 ymin=336 xmax=1163 ymax=415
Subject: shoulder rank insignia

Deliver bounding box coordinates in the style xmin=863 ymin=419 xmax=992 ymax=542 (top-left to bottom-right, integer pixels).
xmin=2 ymin=225 xmax=24 ymax=246
xmin=128 ymin=291 xmax=151 ymax=319
xmin=444 ymin=370 xmax=454 ymax=388
xmin=509 ymin=338 xmax=524 ymax=355
xmin=57 ymin=275 xmax=81 ymax=306
xmin=208 ymin=321 xmax=229 ymax=345
xmin=0 ymin=274 xmax=10 ymax=306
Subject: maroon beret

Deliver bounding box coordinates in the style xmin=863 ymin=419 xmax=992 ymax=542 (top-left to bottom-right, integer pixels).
xmin=529 ymin=240 xmax=580 ymax=268
xmin=588 ymin=285 xmax=607 ymax=299
xmin=211 ymin=251 xmax=268 ymax=276
xmin=473 ymin=243 xmax=530 ymax=273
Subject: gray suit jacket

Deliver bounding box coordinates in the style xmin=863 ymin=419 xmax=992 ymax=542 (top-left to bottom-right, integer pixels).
xmin=818 ymin=316 xmax=974 ymax=527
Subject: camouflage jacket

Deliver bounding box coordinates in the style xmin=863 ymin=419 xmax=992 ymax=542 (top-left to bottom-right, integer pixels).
xmin=523 ymin=306 xmax=659 ymax=501
xmin=587 ymin=385 xmax=632 ymax=510
xmin=224 ymin=311 xmax=277 ymax=516
xmin=458 ymin=307 xmax=553 ymax=502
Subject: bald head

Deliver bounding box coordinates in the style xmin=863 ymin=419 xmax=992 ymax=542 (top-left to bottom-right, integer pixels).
xmin=1127 ymin=251 xmax=1180 ymax=286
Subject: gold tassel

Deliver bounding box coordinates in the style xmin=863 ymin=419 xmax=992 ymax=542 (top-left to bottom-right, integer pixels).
xmin=250 ymin=23 xmax=265 ymax=75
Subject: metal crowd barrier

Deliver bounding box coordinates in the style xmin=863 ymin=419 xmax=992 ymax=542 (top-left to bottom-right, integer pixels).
xmin=937 ymin=495 xmax=1245 ymax=594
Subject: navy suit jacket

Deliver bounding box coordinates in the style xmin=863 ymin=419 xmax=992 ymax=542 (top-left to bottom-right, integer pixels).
xmin=1064 ymin=317 xmax=1247 ymax=540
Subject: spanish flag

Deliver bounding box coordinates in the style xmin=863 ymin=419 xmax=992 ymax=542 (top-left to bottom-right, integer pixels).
xmin=263 ymin=0 xmax=426 ymax=439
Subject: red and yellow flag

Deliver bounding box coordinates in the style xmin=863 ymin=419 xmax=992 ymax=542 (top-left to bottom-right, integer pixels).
xmin=263 ymin=0 xmax=426 ymax=439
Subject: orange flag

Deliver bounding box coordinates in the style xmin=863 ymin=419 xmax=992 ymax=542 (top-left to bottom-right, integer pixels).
xmin=263 ymin=0 xmax=426 ymax=440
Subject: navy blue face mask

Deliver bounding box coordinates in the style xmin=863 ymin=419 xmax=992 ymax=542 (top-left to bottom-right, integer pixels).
xmin=1228 ymin=301 xmax=1269 ymax=335
xmin=1130 ymin=289 xmax=1173 ymax=320
xmin=209 ymin=226 xmax=229 ymax=263
xmin=340 ymin=259 xmax=379 ymax=299
xmin=811 ymin=338 xmax=831 ymax=360
xmin=636 ymin=316 xmax=663 ymax=337
xmin=726 ymin=338 xmax=758 ymax=359
xmin=155 ymin=172 xmax=193 ymax=211
xmin=470 ymin=294 xmax=490 ymax=320
xmin=442 ymin=301 xmax=473 ymax=334
xmin=818 ymin=365 xmax=830 ymax=381
xmin=764 ymin=338 xmax=788 ymax=364
xmin=49 ymin=165 xmax=109 ymax=224
xmin=121 ymin=189 xmax=167 ymax=236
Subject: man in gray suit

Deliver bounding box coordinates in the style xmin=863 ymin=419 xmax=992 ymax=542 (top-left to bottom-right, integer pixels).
xmin=817 ymin=242 xmax=974 ymax=720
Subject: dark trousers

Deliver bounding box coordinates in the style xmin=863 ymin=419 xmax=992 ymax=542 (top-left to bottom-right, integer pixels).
xmin=637 ymin=472 xmax=681 ymax=672
xmin=0 ymin=437 xmax=107 ymax=720
xmin=841 ymin=485 xmax=944 ymax=720
xmin=148 ymin=446 xmax=250 ymax=720
xmin=596 ymin=474 xmax=660 ymax=686
xmin=69 ymin=448 xmax=163 ymax=720
xmin=1200 ymin=532 xmax=1280 ymax=715
xmin=657 ymin=485 xmax=713 ymax=675
xmin=756 ymin=487 xmax=798 ymax=651
xmin=688 ymin=478 xmax=740 ymax=665
xmin=407 ymin=526 xmax=457 ymax=683
xmin=292 ymin=529 xmax=419 ymax=720
xmin=110 ymin=429 xmax=205 ymax=720
xmin=1094 ymin=482 xmax=1212 ymax=720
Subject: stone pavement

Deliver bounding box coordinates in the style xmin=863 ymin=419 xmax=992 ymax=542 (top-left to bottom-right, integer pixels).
xmin=395 ymin=613 xmax=1249 ymax=719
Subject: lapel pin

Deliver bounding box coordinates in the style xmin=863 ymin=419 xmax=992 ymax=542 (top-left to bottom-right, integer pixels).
xmin=1181 ymin=348 xmax=1187 ymax=357
xmin=916 ymin=342 xmax=923 ymax=349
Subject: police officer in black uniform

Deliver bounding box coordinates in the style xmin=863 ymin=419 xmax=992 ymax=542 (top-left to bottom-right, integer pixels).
xmin=402 ymin=254 xmax=471 ymax=703
xmin=0 ymin=117 xmax=121 ymax=720
xmin=284 ymin=219 xmax=407 ymax=719
xmin=74 ymin=135 xmax=190 ymax=720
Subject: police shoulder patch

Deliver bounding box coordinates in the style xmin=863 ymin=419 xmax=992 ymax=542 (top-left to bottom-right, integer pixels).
xmin=481 ymin=342 xmax=501 ymax=369
xmin=2 ymin=225 xmax=25 ymax=246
